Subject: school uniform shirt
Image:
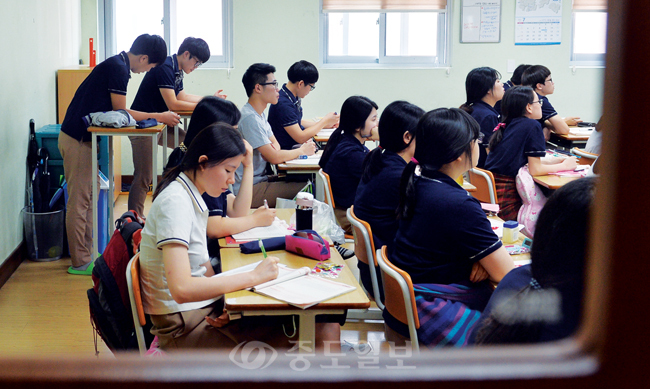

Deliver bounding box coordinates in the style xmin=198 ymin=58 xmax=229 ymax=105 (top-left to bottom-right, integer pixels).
xmin=131 ymin=54 xmax=183 ymax=113
xmin=234 ymin=102 xmax=274 ymax=193
xmin=485 ymin=117 xmax=547 ymax=177
xmin=390 ymin=171 xmax=502 ymax=285
xmin=268 ymin=84 xmax=303 ymax=150
xmin=322 ymin=132 xmax=369 ymax=209
xmin=139 ymin=172 xmax=218 ymax=315
xmin=353 ymin=149 xmax=406 ymax=249
xmin=471 ymin=101 xmax=500 ymax=141
xmin=202 ymin=190 xmax=229 ymax=260
xmin=61 ymin=52 xmax=130 ymax=142
xmin=538 ymin=93 xmax=558 ymax=128
xmin=494 ymin=80 xmax=513 ymax=115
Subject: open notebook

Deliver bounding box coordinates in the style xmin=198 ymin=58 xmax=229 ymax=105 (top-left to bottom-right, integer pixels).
xmin=231 ymin=217 xmax=293 ymax=242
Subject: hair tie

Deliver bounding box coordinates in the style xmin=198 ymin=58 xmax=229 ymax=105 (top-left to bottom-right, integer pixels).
xmin=179 ymin=142 xmax=187 ymax=152
xmin=411 ymin=157 xmax=418 ymax=164
xmin=530 ymin=278 xmax=542 ymax=290
xmin=493 ymin=122 xmax=506 ymax=132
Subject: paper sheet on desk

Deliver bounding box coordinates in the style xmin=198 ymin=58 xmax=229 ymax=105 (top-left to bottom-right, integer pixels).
xmin=284 ymin=154 xmax=322 ymax=165
xmin=231 ymin=217 xmax=293 ymax=242
xmin=316 ymin=129 xmax=336 ymax=137
xmin=569 ymin=128 xmax=594 ymax=136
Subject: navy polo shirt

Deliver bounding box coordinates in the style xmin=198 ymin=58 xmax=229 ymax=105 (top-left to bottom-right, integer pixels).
xmin=322 ymin=133 xmax=369 ymax=209
xmin=494 ymin=80 xmax=512 ymax=115
xmin=390 ymin=171 xmax=502 ymax=285
xmin=131 ymin=54 xmax=183 ymax=113
xmin=202 ymin=190 xmax=229 ymax=260
xmin=61 ymin=52 xmax=130 ymax=142
xmin=537 ymin=93 xmax=558 ymax=128
xmin=268 ymin=84 xmax=303 ymax=150
xmin=471 ymin=101 xmax=500 ymax=141
xmin=354 ymin=150 xmax=406 ymax=249
xmin=485 ymin=117 xmax=546 ymax=177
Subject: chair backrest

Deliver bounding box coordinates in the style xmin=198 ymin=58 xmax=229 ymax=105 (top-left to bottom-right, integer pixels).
xmin=347 ymin=206 xmax=383 ymax=310
xmin=318 ymin=168 xmax=336 ymax=209
xmin=376 ymin=246 xmax=420 ymax=351
xmin=468 ymin=167 xmax=498 ymax=204
xmin=571 ymin=147 xmax=599 ymax=165
xmin=126 ymin=252 xmax=147 ymax=354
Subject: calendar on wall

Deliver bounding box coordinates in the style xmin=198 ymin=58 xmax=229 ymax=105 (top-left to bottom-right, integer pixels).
xmin=515 ymin=0 xmax=562 ymax=45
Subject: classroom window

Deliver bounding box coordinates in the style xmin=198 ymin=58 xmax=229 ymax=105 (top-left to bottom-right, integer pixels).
xmin=104 ymin=0 xmax=232 ymax=68
xmin=571 ymin=11 xmax=607 ymax=67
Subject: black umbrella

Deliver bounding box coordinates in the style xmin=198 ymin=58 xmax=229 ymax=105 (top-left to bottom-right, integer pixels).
xmin=26 ymin=119 xmax=39 ymax=212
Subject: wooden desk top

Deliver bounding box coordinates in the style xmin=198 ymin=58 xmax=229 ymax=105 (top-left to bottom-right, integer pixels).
xmin=175 ymin=110 xmax=194 ymax=117
xmin=552 ymin=127 xmax=592 ymax=141
xmin=87 ymin=123 xmax=166 ymax=134
xmin=532 ymin=174 xmax=580 ymax=190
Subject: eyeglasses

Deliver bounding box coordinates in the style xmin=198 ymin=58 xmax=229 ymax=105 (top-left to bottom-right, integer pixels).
xmin=531 ymin=99 xmax=544 ymax=106
xmin=189 ymin=55 xmax=203 ymax=68
xmin=308 ymin=84 xmax=316 ymax=91
xmin=260 ymin=81 xmax=279 ymax=89
xmin=544 ymin=78 xmax=553 ymax=84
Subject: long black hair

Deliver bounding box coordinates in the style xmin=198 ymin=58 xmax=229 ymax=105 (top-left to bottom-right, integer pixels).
xmin=488 ymin=86 xmax=536 ymax=150
xmin=460 ymin=67 xmax=502 ymax=114
xmin=153 ymin=123 xmax=246 ymax=201
xmin=319 ymin=96 xmax=378 ymax=169
xmin=361 ymin=101 xmax=424 ymax=183
xmin=397 ymin=108 xmax=480 ymax=220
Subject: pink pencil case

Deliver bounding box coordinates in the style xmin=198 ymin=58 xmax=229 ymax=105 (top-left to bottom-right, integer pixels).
xmin=285 ymin=230 xmax=330 ymax=261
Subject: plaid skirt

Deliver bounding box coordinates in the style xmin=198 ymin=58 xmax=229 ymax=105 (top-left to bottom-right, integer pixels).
xmin=494 ymin=173 xmax=521 ymax=222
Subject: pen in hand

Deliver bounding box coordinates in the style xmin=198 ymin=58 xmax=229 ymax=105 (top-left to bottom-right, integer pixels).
xmin=259 ymin=239 xmax=267 ymax=258
xmin=264 ymin=199 xmax=269 ymax=209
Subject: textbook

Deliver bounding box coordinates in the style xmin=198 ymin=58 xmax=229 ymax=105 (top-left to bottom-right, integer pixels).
xmin=231 ymin=217 xmax=293 ymax=242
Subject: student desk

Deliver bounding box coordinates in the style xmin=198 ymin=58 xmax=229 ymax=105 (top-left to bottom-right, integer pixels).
xmin=88 ymin=124 xmax=166 ymax=257
xmin=532 ymin=174 xmax=580 ymax=190
xmin=314 ymin=128 xmax=334 ymax=144
xmin=164 ymin=109 xmax=193 ymax=164
xmin=548 ymin=127 xmax=591 ymax=151
xmin=277 ymin=151 xmax=324 ymax=201
xmin=220 ymin=210 xmax=370 ymax=352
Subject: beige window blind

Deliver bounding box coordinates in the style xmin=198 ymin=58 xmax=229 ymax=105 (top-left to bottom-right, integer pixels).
xmin=573 ymin=0 xmax=607 ymax=11
xmin=322 ymin=0 xmax=447 ymax=12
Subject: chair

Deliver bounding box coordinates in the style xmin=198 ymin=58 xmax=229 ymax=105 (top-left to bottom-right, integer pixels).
xmin=126 ymin=252 xmax=148 ymax=355
xmin=347 ymin=206 xmax=384 ymax=311
xmin=468 ymin=167 xmax=498 ymax=204
xmin=376 ymin=246 xmax=420 ymax=352
xmin=318 ymin=169 xmax=353 ymax=241
xmin=571 ymin=147 xmax=599 ymax=165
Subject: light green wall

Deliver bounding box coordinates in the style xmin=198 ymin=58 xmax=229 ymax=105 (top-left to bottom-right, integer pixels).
xmin=0 ymin=0 xmax=81 ymax=265
xmin=119 ymin=0 xmax=604 ymax=175
xmin=80 ymin=0 xmax=98 ymax=65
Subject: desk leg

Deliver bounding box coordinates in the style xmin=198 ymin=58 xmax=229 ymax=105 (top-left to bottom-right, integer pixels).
xmin=297 ymin=311 xmax=317 ymax=353
xmin=162 ymin=126 xmax=167 ymax=171
xmin=92 ymin=134 xmax=99 ymax=260
xmin=108 ymin=136 xmax=114 ymax=234
xmin=174 ymin=125 xmax=179 ymax=148
xmin=152 ymin=135 xmax=158 ymax=193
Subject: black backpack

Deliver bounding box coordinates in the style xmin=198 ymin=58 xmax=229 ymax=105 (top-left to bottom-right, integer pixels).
xmin=87 ymin=211 xmax=154 ymax=354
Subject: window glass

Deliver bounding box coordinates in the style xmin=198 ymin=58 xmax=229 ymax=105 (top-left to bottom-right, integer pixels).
xmin=385 ymin=13 xmax=437 ymax=57
xmin=175 ymin=0 xmax=223 ymax=56
xmin=115 ymin=0 xmax=163 ymax=53
xmin=573 ymin=12 xmax=607 ymax=54
xmin=328 ymin=12 xmax=379 ymax=57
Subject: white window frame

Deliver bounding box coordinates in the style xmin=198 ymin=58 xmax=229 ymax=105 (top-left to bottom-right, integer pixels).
xmin=570 ymin=10 xmax=607 ymax=68
xmin=319 ymin=8 xmax=449 ymax=69
xmin=100 ymin=0 xmax=233 ymax=69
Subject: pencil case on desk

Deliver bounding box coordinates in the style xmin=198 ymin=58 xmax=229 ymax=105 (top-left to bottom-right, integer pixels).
xmin=240 ymin=237 xmax=286 ymax=254
xmin=285 ymin=230 xmax=330 ymax=261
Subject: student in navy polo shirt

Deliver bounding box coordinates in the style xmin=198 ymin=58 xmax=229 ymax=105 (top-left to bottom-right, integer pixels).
xmin=129 ymin=37 xmax=227 ymax=216
xmin=319 ymin=96 xmax=379 ymax=235
xmin=268 ymin=60 xmax=339 ymax=150
xmin=485 ymin=86 xmax=577 ymax=221
xmin=353 ymin=100 xmax=424 ymax=301
xmin=521 ymin=65 xmax=582 ymax=140
xmin=460 ymin=67 xmax=504 ymax=168
xmin=58 ymin=34 xmax=180 ymax=275
xmin=387 ymin=108 xmax=514 ymax=347
xmin=495 ymin=64 xmax=530 ymax=115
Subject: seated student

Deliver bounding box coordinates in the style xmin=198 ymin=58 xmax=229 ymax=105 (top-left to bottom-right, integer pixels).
xmin=353 ymin=100 xmax=424 ymax=301
xmin=460 ymin=67 xmax=504 ymax=168
xmin=471 ymin=177 xmax=595 ymax=345
xmin=140 ymin=124 xmax=338 ymax=350
xmin=584 ymin=115 xmax=604 ymax=155
xmin=268 ymin=60 xmax=339 ymax=150
xmin=495 ymin=64 xmax=531 ymax=114
xmin=521 ymin=65 xmax=582 ymax=140
xmin=319 ymin=96 xmax=379 ymax=235
xmin=485 ymin=86 xmax=577 ymax=221
xmin=235 ymin=63 xmax=317 ymax=208
xmin=164 ymin=96 xmax=275 ymax=273
xmin=387 ymin=108 xmax=514 ymax=347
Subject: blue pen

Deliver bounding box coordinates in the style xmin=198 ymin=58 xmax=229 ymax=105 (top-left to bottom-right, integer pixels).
xmin=258 ymin=239 xmax=267 ymax=258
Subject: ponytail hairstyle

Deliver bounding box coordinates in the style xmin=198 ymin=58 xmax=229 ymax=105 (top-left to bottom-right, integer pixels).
xmin=165 ymin=96 xmax=241 ymax=172
xmin=361 ymin=101 xmax=424 ymax=183
xmin=397 ymin=108 xmax=480 ymax=220
xmin=319 ymin=95 xmax=378 ymax=169
xmin=460 ymin=67 xmax=502 ymax=114
xmin=488 ymin=86 xmax=536 ymax=150
xmin=154 ymin=123 xmax=246 ymax=201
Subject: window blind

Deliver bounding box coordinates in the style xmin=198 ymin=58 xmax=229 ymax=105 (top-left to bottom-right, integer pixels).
xmin=573 ymin=0 xmax=607 ymax=11
xmin=322 ymin=0 xmax=447 ymax=12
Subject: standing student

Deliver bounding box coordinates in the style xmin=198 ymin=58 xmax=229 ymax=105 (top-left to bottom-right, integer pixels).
xmin=268 ymin=60 xmax=339 ymax=150
xmin=129 ymin=37 xmax=227 ymax=216
xmin=460 ymin=67 xmax=505 ymax=168
xmin=387 ymin=108 xmax=514 ymax=347
xmin=495 ymin=64 xmax=531 ymax=114
xmin=353 ymin=100 xmax=424 ymax=301
xmin=235 ymin=63 xmax=317 ymax=208
xmin=58 ymin=34 xmax=179 ymax=275
xmin=485 ymin=86 xmax=577 ymax=221
xmin=319 ymin=96 xmax=379 ymax=234
xmin=521 ymin=65 xmax=582 ymax=139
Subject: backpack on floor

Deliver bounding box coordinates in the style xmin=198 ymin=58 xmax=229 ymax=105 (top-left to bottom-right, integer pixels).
xmin=516 ymin=165 xmax=548 ymax=237
xmin=87 ymin=210 xmax=153 ymax=354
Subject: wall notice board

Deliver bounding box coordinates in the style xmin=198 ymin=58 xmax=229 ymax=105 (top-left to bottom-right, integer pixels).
xmin=461 ymin=0 xmax=501 ymax=43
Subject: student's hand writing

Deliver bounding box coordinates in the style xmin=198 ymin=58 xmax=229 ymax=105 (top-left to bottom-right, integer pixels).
xmin=160 ymin=111 xmax=181 ymax=127
xmin=252 ymin=206 xmax=276 ymax=226
xmin=241 ymin=140 xmax=254 ymax=168
xmin=253 ymin=256 xmax=280 ymax=284
xmin=562 ymin=156 xmax=579 ymax=171
xmin=565 ymin=117 xmax=582 ymax=126
xmin=214 ymin=89 xmax=228 ymax=100
xmin=300 ymin=140 xmax=317 ymax=156
xmin=322 ymin=112 xmax=340 ymax=128
xmin=469 ymin=262 xmax=489 ymax=283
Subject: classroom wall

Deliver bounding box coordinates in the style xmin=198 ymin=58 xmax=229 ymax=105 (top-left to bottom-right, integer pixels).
xmin=115 ymin=0 xmax=605 ymax=175
xmin=0 ymin=0 xmax=81 ymax=266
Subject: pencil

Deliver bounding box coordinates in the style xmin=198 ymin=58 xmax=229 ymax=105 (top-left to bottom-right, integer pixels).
xmin=259 ymin=239 xmax=267 ymax=258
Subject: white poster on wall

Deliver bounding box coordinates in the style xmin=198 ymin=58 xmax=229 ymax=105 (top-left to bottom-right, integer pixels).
xmin=515 ymin=0 xmax=562 ymax=45
xmin=461 ymin=0 xmax=501 ymax=43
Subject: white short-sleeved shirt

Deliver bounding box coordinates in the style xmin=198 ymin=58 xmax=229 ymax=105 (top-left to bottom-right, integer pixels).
xmin=139 ymin=172 xmax=218 ymax=315
xmin=234 ymin=102 xmax=274 ymax=193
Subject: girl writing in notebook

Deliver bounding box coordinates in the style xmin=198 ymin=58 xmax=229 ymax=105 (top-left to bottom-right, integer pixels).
xmin=353 ymin=100 xmax=424 ymax=301
xmin=485 ymin=86 xmax=577 ymax=221
xmin=387 ymin=108 xmax=514 ymax=347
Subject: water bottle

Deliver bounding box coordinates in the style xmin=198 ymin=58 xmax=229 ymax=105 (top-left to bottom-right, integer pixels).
xmin=295 ymin=192 xmax=314 ymax=231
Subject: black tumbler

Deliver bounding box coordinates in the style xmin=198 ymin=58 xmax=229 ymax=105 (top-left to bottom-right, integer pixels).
xmin=296 ymin=207 xmax=313 ymax=231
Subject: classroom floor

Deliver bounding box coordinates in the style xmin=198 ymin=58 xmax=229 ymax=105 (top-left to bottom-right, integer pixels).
xmin=0 ymin=194 xmax=387 ymax=359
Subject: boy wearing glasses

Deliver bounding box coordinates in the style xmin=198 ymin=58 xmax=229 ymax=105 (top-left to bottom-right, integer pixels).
xmin=268 ymin=60 xmax=339 ymax=150
xmin=235 ymin=63 xmax=317 ymax=208
xmin=129 ymin=37 xmax=226 ymax=216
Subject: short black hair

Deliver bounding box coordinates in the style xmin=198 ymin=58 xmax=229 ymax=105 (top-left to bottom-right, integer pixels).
xmin=521 ymin=65 xmax=551 ymax=89
xmin=511 ymin=64 xmax=531 ymax=85
xmin=242 ymin=63 xmax=276 ymax=97
xmin=287 ymin=60 xmax=319 ymax=84
xmin=177 ymin=37 xmax=210 ymax=63
xmin=129 ymin=34 xmax=168 ymax=66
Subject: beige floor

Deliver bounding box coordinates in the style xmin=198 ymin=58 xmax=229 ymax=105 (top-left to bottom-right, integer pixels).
xmin=0 ymin=194 xmax=387 ymax=358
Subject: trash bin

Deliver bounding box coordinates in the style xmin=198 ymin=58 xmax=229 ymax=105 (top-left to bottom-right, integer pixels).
xmin=22 ymin=206 xmax=65 ymax=261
